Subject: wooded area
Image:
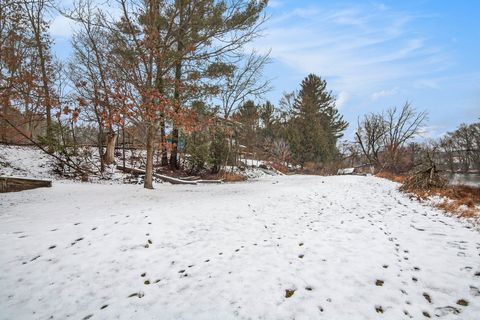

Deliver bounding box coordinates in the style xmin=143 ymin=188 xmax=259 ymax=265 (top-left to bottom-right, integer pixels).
xmin=0 ymin=0 xmax=352 ymax=187
xmin=1 ymin=0 xmax=478 ymax=188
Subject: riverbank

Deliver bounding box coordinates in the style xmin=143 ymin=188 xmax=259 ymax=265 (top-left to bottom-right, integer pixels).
xmin=376 ymin=172 xmax=480 ymax=225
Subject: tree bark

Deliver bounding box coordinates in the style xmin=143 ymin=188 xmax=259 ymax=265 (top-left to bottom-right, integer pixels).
xmin=144 ymin=123 xmax=155 ymax=189
xmin=26 ymin=0 xmax=53 ymax=152
xmin=169 ymin=0 xmax=184 ymax=170
xmin=103 ymin=129 xmax=117 ymax=165
xmin=160 ymin=118 xmax=168 ymax=166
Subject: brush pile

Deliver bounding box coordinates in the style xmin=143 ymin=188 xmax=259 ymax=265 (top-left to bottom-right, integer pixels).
xmin=401 ymin=159 xmax=447 ymax=191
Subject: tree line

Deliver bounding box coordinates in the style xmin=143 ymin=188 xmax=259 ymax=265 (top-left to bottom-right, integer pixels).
xmin=1 ymin=0 xmax=350 ymax=187
xmin=344 ymin=102 xmax=479 ymax=174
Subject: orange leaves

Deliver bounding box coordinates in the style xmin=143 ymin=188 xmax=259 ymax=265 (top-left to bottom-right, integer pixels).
xmin=56 ymin=106 xmax=81 ymax=123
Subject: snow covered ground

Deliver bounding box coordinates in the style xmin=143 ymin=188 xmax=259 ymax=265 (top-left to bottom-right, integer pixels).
xmin=1 ymin=175 xmax=479 ymax=319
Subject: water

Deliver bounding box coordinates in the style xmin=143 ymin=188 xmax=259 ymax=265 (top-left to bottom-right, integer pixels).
xmin=447 ymin=173 xmax=480 ymax=187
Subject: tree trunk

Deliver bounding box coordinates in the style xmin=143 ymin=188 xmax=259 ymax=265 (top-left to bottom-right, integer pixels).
xmin=104 ymin=129 xmax=117 ymax=165
xmin=160 ymin=118 xmax=168 ymax=166
xmin=170 ymin=127 xmax=179 ymax=169
xmin=144 ymin=123 xmax=156 ymax=189
xmin=169 ymin=0 xmax=184 ymax=170
xmin=122 ymin=123 xmax=126 ymax=169
xmin=30 ymin=9 xmax=53 ymax=152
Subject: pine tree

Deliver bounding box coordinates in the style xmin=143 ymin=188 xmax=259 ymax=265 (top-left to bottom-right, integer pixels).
xmin=289 ymin=74 xmax=347 ymax=166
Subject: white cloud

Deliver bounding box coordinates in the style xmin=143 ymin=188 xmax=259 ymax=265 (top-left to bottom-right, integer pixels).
xmin=336 ymin=91 xmax=350 ymax=108
xmin=253 ymin=3 xmax=452 ymax=103
xmin=268 ymin=0 xmax=284 ymax=9
xmin=371 ymin=87 xmax=399 ymax=100
xmin=50 ymin=14 xmax=76 ymax=38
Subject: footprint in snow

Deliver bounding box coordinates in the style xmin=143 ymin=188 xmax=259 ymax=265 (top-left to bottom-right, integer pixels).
xmin=423 ymin=293 xmax=432 ymax=303
xmin=71 ymin=237 xmax=84 ymax=246
xmin=128 ymin=292 xmax=145 ymax=298
xmin=285 ymin=289 xmax=295 ymax=298
xmin=434 ymin=306 xmax=460 ymax=316
xmin=456 ymin=299 xmax=468 ymax=306
xmin=470 ymin=286 xmax=480 ymax=296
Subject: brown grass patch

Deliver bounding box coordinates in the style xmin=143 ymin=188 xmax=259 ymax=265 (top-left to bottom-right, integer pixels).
xmin=375 ymin=171 xmax=407 ymax=184
xmin=410 ymin=185 xmax=480 ymax=221
xmin=267 ymin=162 xmax=289 ymax=174
xmin=218 ymin=171 xmax=247 ymax=182
xmin=377 ymin=171 xmax=479 ymax=223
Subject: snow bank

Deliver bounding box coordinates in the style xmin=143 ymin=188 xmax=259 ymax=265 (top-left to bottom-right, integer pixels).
xmin=0 ymin=145 xmax=55 ymax=179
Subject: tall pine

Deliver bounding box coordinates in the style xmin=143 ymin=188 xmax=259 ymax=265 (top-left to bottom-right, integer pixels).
xmin=289 ymin=74 xmax=347 ymax=166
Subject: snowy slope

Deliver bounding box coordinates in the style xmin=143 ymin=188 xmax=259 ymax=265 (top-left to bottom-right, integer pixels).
xmin=0 ymin=175 xmax=479 ymax=319
xmin=0 ymin=145 xmax=55 ymax=179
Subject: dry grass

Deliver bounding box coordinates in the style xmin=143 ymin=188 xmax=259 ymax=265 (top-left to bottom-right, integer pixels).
xmin=378 ymin=171 xmax=480 ymax=224
xmin=267 ymin=162 xmax=289 ymax=174
xmin=375 ymin=171 xmax=407 ymax=183
xmin=218 ymin=171 xmax=247 ymax=182
xmin=410 ymin=185 xmax=479 ymax=220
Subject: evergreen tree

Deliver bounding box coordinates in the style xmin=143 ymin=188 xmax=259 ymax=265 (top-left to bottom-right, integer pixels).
xmin=259 ymin=101 xmax=276 ymax=139
xmin=289 ymin=74 xmax=348 ymax=166
xmin=235 ymin=100 xmax=260 ymax=152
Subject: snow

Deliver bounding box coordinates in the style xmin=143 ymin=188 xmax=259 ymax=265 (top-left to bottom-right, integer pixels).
xmin=0 ymin=145 xmax=55 ymax=179
xmin=1 ymin=175 xmax=480 ymax=319
xmin=240 ymin=158 xmax=266 ymax=167
xmin=0 ymin=145 xmax=279 ymax=183
xmin=337 ymin=167 xmax=355 ymax=175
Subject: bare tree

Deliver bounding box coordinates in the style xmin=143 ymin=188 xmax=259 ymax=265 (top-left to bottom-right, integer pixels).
xmin=23 ymin=0 xmax=56 ymax=151
xmin=355 ymin=102 xmax=427 ymax=172
xmin=382 ymin=102 xmax=427 ymax=171
xmin=219 ymin=51 xmax=271 ymax=119
xmin=355 ymin=113 xmax=387 ymax=166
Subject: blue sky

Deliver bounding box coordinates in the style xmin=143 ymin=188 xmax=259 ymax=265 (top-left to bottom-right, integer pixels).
xmin=50 ymin=0 xmax=480 ymax=139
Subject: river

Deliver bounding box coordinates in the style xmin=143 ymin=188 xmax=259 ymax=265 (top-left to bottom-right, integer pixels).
xmin=447 ymin=173 xmax=480 ymax=187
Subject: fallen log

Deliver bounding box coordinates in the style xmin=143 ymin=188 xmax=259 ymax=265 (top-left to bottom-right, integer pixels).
xmin=179 ymin=176 xmax=201 ymax=181
xmin=0 ymin=176 xmax=52 ymax=193
xmin=195 ymin=179 xmax=224 ymax=184
xmin=179 ymin=176 xmax=224 ymax=184
xmin=117 ymin=166 xmax=198 ymax=185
